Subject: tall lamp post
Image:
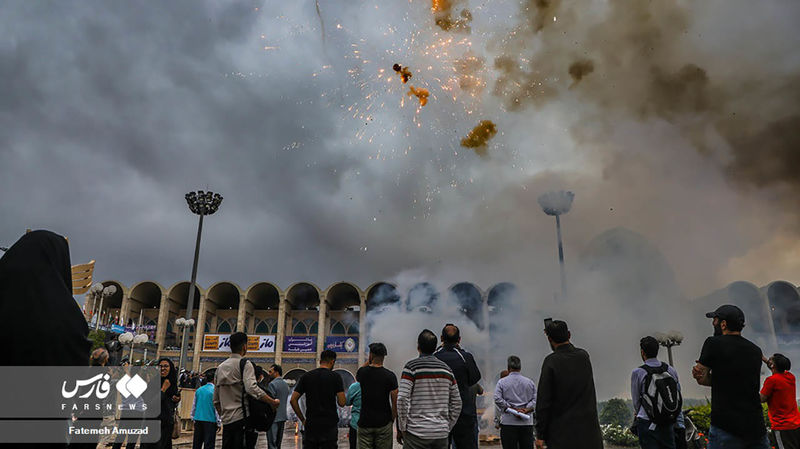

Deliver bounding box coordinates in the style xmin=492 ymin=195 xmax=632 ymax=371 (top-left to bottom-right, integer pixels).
xmin=655 ymin=331 xmax=683 ymax=368
xmin=178 ymin=190 xmax=223 ymax=373
xmin=538 ymin=190 xmax=575 ymax=301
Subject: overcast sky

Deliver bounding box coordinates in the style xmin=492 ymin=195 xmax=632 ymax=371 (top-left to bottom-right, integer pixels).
xmin=2 ymin=0 xmax=798 ymax=299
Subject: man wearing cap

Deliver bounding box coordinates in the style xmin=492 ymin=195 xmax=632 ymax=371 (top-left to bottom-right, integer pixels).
xmin=692 ymin=305 xmax=769 ymax=449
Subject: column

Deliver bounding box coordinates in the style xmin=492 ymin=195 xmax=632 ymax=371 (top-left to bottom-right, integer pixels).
xmin=236 ymin=295 xmax=247 ymax=332
xmin=155 ymin=295 xmax=169 ymax=358
xmin=358 ymin=294 xmax=367 ymax=366
xmin=192 ymin=295 xmax=207 ymax=371
xmin=316 ymin=296 xmax=328 ymax=358
xmin=275 ymin=295 xmax=287 ymax=365
xmin=119 ymin=294 xmax=130 ymax=325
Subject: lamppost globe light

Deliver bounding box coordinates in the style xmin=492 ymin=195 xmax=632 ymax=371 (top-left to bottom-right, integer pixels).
xmin=103 ymin=285 xmax=117 ymax=297
xmin=176 ymin=317 xmax=186 ymax=326
xmin=119 ymin=332 xmax=134 ymax=344
xmin=537 ymin=190 xmax=575 ymax=216
xmin=186 ymin=318 xmax=195 ymax=327
xmin=91 ymin=283 xmax=105 ymax=294
xmin=134 ymin=334 xmax=149 ymax=345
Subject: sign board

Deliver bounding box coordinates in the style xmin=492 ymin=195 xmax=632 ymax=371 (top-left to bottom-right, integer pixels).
xmin=283 ymin=336 xmax=317 ymax=353
xmin=110 ymin=324 xmax=126 ymax=334
xmin=203 ymin=334 xmax=276 ymax=353
xmin=325 ymin=336 xmax=358 ymax=353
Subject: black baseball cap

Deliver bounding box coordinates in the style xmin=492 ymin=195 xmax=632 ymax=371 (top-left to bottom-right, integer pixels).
xmin=705 ymin=304 xmax=745 ymax=325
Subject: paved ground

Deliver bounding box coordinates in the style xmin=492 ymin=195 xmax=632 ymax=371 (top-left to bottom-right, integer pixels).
xmin=170 ymin=427 xmax=626 ymax=449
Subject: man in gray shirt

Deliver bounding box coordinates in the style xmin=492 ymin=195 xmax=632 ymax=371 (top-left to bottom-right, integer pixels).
xmin=494 ymin=356 xmax=536 ymax=449
xmin=267 ymin=364 xmax=290 ymax=449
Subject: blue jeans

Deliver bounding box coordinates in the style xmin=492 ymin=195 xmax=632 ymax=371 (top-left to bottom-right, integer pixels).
xmin=637 ymin=419 xmax=676 ymax=449
xmin=708 ymin=425 xmax=769 ymax=449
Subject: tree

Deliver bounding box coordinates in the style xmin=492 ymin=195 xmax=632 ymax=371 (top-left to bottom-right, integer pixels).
xmin=600 ymin=398 xmax=632 ymax=427
xmin=88 ymin=329 xmax=106 ymax=352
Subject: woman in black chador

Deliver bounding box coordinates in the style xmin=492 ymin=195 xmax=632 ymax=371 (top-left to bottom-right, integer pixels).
xmin=143 ymin=357 xmax=180 ymax=449
xmin=0 ymin=230 xmax=91 ymax=448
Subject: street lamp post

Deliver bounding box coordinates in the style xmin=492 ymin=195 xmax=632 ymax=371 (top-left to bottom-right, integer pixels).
xmin=178 ymin=191 xmax=223 ymax=373
xmin=538 ymin=191 xmax=575 ymax=301
xmin=655 ymin=331 xmax=684 ymax=368
xmin=87 ymin=283 xmax=117 ymax=328
xmin=119 ymin=331 xmax=149 ymax=364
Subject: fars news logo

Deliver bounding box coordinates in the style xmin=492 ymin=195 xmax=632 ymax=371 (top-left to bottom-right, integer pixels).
xmin=61 ymin=373 xmax=148 ymax=399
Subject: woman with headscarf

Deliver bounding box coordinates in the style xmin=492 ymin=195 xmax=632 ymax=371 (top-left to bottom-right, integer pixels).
xmin=144 ymin=357 xmax=180 ymax=449
xmin=0 ymin=230 xmax=90 ymax=448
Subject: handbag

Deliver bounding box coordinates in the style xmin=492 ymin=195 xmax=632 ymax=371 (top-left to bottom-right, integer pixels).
xmin=172 ymin=407 xmax=181 ymax=439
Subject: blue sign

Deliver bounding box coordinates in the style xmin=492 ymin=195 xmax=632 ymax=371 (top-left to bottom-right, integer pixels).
xmin=283 ymin=336 xmax=317 ymax=353
xmin=325 ymin=337 xmax=358 ymax=353
xmin=110 ymin=324 xmax=126 ymax=334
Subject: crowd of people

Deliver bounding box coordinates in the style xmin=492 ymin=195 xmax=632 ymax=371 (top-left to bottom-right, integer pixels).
xmin=3 ymin=230 xmax=800 ymax=449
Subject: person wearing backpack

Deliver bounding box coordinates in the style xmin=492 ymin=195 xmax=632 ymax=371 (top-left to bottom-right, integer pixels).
xmin=213 ymin=332 xmax=279 ymax=449
xmin=631 ymin=336 xmax=683 ymax=449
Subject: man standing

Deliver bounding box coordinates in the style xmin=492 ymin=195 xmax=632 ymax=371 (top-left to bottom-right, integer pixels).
xmin=267 ymin=364 xmax=290 ymax=449
xmin=434 ymin=324 xmax=482 ymax=449
xmin=494 ymin=356 xmax=536 ymax=449
xmin=397 ymin=329 xmax=462 ymax=449
xmin=692 ymin=305 xmax=768 ymax=449
xmin=192 ymin=371 xmax=221 ymax=449
xmin=356 ymin=343 xmax=399 ymax=449
xmin=761 ymin=353 xmax=800 ymax=449
xmin=347 ymin=380 xmax=362 ymax=449
xmin=631 ymin=336 xmax=683 ymax=449
xmin=213 ymin=332 xmax=277 ymax=449
xmin=535 ymin=320 xmax=603 ymax=449
xmin=290 ymin=350 xmax=347 ymax=449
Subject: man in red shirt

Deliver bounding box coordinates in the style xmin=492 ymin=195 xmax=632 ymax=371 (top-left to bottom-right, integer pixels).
xmin=761 ymin=353 xmax=800 ymax=449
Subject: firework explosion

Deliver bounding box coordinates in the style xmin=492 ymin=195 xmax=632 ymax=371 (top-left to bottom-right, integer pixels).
xmin=408 ymin=85 xmax=430 ymax=106
xmin=460 ymin=120 xmax=498 ymax=156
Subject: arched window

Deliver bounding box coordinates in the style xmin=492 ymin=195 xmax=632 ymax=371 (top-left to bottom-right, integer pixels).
xmin=292 ymin=320 xmax=307 ymax=335
xmin=204 ymin=321 xmax=210 ymax=333
xmin=347 ymin=321 xmax=359 ymax=335
xmin=218 ymin=320 xmax=232 ymax=333
xmin=271 ymin=320 xmax=279 ymax=333
xmin=255 ymin=320 xmax=269 ymax=334
xmin=331 ymin=321 xmax=346 ymax=335
xmin=166 ymin=321 xmax=173 ymax=333
xmin=307 ymin=320 xmax=318 ymax=334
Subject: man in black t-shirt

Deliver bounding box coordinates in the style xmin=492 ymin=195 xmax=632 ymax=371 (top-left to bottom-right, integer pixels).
xmin=291 ymin=350 xmax=346 ymax=449
xmin=356 ymin=342 xmax=399 ymax=449
xmin=692 ymin=304 xmax=769 ymax=449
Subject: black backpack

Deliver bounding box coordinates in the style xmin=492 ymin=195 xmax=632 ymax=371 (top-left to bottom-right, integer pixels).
xmin=239 ymin=359 xmax=276 ymax=431
xmin=640 ymin=362 xmax=682 ymax=425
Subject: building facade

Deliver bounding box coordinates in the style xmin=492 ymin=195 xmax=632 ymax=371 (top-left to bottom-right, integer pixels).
xmin=84 ymin=280 xmax=518 ymax=381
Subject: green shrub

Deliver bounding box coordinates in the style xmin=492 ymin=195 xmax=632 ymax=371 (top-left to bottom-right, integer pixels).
xmin=600 ymin=398 xmax=632 ymax=427
xmin=686 ymin=403 xmax=711 ymax=432
xmin=88 ymin=329 xmax=106 ymax=352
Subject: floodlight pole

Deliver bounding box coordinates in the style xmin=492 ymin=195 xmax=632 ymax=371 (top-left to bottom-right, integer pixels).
xmin=178 ymin=190 xmax=222 ymax=373
xmin=178 ymin=213 xmax=203 ymax=373
xmin=555 ymin=214 xmax=567 ymax=300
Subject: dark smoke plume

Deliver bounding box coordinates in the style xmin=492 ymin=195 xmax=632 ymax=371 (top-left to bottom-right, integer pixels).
xmin=492 ymin=0 xmax=800 ymax=219
xmin=568 ymin=59 xmax=594 ymax=85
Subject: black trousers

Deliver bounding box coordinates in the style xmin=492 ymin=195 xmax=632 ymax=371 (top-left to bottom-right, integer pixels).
xmin=450 ymin=415 xmax=479 ymax=449
xmin=193 ymin=420 xmax=218 ymax=449
xmin=223 ymin=419 xmax=246 ymax=449
xmin=245 ymin=428 xmax=259 ymax=449
xmin=349 ymin=427 xmax=358 ymax=449
xmin=500 ymin=425 xmax=534 ymax=449
xmin=303 ymin=439 xmax=338 ymax=449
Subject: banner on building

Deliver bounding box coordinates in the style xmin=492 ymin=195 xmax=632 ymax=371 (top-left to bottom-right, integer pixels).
xmin=203 ymin=334 xmax=276 ymax=353
xmin=325 ymin=336 xmax=358 ymax=353
xmin=283 ymin=336 xmax=317 ymax=353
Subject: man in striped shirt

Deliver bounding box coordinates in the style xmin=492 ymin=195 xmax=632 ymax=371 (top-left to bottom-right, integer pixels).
xmin=397 ymin=329 xmax=463 ymax=449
